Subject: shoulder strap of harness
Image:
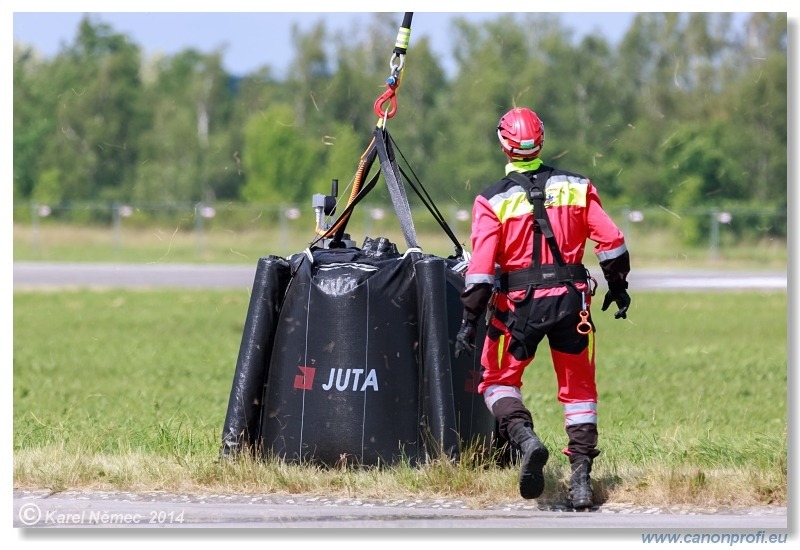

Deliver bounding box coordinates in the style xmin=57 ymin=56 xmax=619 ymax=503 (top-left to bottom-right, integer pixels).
xmin=493 ymin=171 xmax=594 ymax=346
xmin=505 ymin=171 xmax=566 ymax=267
xmin=497 ymin=171 xmax=589 ymax=294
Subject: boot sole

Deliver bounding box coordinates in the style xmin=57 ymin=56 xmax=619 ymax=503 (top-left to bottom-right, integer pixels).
xmin=569 ymin=495 xmax=594 ymax=510
xmin=519 ymin=445 xmax=549 ymax=499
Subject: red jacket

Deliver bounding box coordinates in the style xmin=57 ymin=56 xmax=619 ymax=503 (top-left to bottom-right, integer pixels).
xmin=463 ymin=160 xmax=628 ymax=320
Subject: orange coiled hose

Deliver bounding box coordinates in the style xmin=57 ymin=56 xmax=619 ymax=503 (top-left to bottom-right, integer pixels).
xmin=315 ymin=135 xmax=376 ymax=238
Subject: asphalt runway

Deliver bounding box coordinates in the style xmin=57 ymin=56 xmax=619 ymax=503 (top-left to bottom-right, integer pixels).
xmin=11 ymin=262 xmax=788 ymax=291
xmin=12 ymin=489 xmax=789 ymax=530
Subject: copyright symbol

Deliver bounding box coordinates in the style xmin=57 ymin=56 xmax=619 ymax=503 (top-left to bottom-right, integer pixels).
xmin=18 ymin=503 xmax=41 ymax=526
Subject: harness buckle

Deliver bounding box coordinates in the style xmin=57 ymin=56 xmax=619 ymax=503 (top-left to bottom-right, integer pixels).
xmin=539 ymin=264 xmax=558 ymax=282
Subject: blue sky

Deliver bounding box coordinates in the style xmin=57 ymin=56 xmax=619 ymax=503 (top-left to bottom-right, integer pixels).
xmin=10 ymin=0 xmax=782 ymax=77
xmin=12 ymin=10 xmax=645 ymax=78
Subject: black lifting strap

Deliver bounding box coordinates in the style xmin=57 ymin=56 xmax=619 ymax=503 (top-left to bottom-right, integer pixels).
xmin=499 ymin=171 xmax=587 ymax=293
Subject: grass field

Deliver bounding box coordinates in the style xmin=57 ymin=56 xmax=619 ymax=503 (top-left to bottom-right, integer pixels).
xmin=12 ymin=287 xmax=787 ymax=508
xmin=13 ymin=221 xmax=788 ymax=270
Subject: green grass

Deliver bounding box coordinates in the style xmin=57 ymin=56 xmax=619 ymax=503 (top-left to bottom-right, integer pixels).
xmin=13 ymin=220 xmax=470 ymax=264
xmin=13 ymin=288 xmax=787 ymax=507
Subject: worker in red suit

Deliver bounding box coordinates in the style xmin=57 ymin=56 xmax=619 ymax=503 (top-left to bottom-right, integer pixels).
xmin=455 ymin=107 xmax=631 ymax=510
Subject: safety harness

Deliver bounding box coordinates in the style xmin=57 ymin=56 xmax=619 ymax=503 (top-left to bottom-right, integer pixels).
xmin=496 ymin=170 xmax=595 ymax=336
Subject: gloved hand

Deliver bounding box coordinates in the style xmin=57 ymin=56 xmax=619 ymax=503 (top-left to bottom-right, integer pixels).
xmin=454 ymin=320 xmax=477 ymax=358
xmin=601 ymin=286 xmax=631 ymax=319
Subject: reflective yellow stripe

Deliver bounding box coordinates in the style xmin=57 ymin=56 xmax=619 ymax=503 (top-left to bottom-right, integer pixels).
xmin=395 ymin=27 xmax=411 ymax=50
xmin=492 ymin=191 xmax=531 ymax=223
xmin=497 ymin=334 xmax=505 ymax=368
xmin=587 ymin=329 xmax=594 ymax=364
xmin=493 ymin=163 xmax=588 ymax=222
xmin=544 ymin=179 xmax=588 ymax=207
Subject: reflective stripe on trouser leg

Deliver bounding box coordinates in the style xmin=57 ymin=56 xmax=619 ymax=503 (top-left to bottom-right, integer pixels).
xmin=564 ymin=402 xmax=598 ymax=426
xmin=483 ymin=385 xmax=523 ymax=411
xmin=551 ymin=344 xmax=598 ymax=457
xmin=483 ymin=386 xmax=532 ymax=442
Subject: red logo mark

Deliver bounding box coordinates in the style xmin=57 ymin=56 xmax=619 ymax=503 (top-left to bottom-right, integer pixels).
xmin=464 ymin=370 xmax=482 ymax=394
xmin=294 ymin=366 xmax=316 ymax=390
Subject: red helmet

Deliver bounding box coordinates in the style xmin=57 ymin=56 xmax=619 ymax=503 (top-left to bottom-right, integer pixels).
xmin=497 ymin=107 xmax=545 ymax=159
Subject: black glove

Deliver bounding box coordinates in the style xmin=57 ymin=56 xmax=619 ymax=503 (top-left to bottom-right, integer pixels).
xmin=601 ymin=286 xmax=631 ymax=319
xmin=454 ymin=320 xmax=477 ymax=358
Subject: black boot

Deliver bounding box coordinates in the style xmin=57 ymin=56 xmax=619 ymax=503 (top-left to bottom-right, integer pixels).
xmin=508 ymin=423 xmax=549 ymax=499
xmin=568 ymin=454 xmax=594 ymax=510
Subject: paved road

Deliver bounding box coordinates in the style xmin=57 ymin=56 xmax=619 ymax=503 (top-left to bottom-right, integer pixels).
xmin=13 ymin=489 xmax=788 ymax=530
xmin=11 ymin=262 xmax=788 ymax=291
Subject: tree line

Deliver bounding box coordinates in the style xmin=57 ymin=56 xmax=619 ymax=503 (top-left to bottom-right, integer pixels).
xmin=13 ymin=13 xmax=787 ymax=242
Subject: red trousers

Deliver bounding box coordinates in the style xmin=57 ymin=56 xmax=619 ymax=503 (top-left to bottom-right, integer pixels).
xmin=479 ymin=290 xmax=598 ymax=428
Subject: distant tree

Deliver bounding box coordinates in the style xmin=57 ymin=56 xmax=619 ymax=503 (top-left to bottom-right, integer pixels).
xmin=225 ymin=68 xmax=294 ymax=199
xmin=130 ymin=49 xmax=240 ymax=203
xmin=659 ymin=121 xmax=740 ymax=242
xmin=316 ymin=121 xmax=366 ymax=197
xmin=286 ymin=20 xmax=332 ymax=127
xmin=722 ymin=13 xmax=787 ymax=207
xmin=40 ymin=16 xmax=144 ymax=205
xmin=437 ymin=14 xmax=543 ymax=202
xmin=385 ymin=34 xmax=451 ymax=204
xmin=240 ymin=103 xmax=325 ymax=204
xmin=10 ymin=11 xmax=787 ymax=245
xmin=12 ymin=44 xmax=56 ymax=202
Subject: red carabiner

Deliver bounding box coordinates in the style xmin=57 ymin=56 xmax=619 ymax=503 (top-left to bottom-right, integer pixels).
xmin=373 ymin=84 xmax=398 ymax=119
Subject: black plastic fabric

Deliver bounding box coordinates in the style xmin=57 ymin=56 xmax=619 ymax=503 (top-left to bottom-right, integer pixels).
xmin=444 ymin=267 xmax=495 ymax=454
xmin=220 ymin=256 xmax=292 ymax=457
xmin=221 ymin=243 xmax=497 ymax=467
